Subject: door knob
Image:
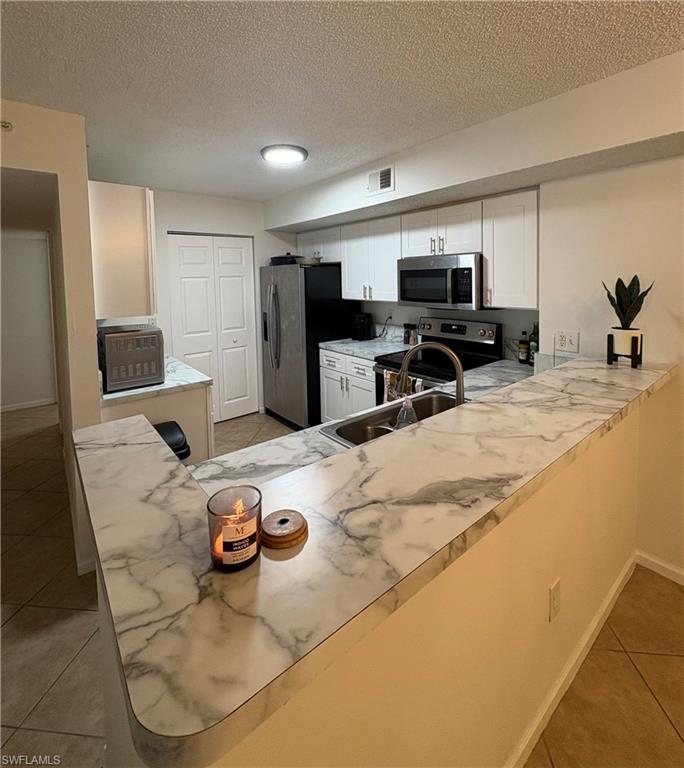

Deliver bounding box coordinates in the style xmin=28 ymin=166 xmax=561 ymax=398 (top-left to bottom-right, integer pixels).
xmin=233 ymin=337 xmax=237 ymax=343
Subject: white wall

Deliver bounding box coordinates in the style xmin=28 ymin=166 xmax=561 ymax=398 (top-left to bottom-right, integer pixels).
xmin=153 ymin=190 xmax=295 ymax=407
xmin=538 ymin=156 xmax=683 ymax=362
xmin=264 ymin=52 xmax=684 ymax=230
xmin=1 ymin=230 xmax=56 ymax=409
xmin=1 ymin=99 xmax=101 ymax=573
xmin=538 ymin=155 xmax=684 ymax=576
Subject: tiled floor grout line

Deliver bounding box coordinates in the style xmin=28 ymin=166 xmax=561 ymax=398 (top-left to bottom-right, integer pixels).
xmin=12 ymin=627 xmax=100 ymax=735
xmin=6 ymin=725 xmax=104 ymax=741
xmin=624 ymin=649 xmax=684 ymax=744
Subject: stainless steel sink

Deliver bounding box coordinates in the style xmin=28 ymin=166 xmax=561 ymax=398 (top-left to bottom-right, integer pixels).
xmin=320 ymin=391 xmax=459 ymax=448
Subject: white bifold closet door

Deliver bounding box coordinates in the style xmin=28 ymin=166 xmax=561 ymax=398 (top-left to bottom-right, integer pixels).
xmin=169 ymin=234 xmax=258 ymax=422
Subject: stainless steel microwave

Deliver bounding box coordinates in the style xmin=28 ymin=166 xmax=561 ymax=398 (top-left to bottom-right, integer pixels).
xmin=397 ymin=253 xmax=482 ymax=311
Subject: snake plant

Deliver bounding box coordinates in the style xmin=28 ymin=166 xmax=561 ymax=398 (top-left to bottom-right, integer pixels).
xmin=602 ymin=275 xmax=654 ymax=330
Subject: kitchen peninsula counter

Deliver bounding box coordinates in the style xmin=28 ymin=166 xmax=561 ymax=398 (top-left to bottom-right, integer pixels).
xmin=73 ymin=359 xmax=676 ymax=768
xmin=190 ymin=359 xmax=531 ymax=494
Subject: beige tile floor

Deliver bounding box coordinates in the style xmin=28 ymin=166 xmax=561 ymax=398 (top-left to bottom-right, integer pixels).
xmin=213 ymin=411 xmax=294 ymax=456
xmin=2 ymin=406 xmax=681 ymax=767
xmin=526 ymin=565 xmax=684 ymax=768
xmin=1 ymin=405 xmax=103 ymax=767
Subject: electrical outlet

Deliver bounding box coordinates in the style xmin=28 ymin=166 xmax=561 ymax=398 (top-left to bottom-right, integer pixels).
xmin=555 ymin=330 xmax=580 ymax=354
xmin=549 ymin=579 xmax=561 ymax=622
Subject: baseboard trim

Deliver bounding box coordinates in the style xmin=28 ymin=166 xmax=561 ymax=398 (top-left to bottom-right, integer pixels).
xmin=635 ymin=550 xmax=684 ymax=586
xmin=76 ymin=556 xmax=96 ymax=576
xmin=1 ymin=398 xmax=56 ymax=413
xmin=507 ymin=553 xmax=637 ymax=768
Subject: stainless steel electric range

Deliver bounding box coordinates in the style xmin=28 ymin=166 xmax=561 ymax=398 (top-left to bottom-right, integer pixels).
xmin=373 ymin=316 xmax=503 ymax=404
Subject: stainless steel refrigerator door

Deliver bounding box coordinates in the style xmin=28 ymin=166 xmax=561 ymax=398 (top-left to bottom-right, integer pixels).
xmin=271 ymin=265 xmax=308 ymax=427
xmin=260 ymin=267 xmax=278 ymax=413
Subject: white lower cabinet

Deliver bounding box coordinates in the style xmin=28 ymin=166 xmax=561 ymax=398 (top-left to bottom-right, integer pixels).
xmin=347 ymin=375 xmax=375 ymax=415
xmin=320 ymin=367 xmax=348 ymax=422
xmin=320 ymin=353 xmax=377 ymax=422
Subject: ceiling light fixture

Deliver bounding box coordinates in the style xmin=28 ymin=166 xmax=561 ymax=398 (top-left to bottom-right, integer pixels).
xmin=260 ymin=144 xmax=308 ymax=166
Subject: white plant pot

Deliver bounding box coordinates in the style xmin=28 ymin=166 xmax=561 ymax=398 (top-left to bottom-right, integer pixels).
xmin=611 ymin=327 xmax=642 ymax=356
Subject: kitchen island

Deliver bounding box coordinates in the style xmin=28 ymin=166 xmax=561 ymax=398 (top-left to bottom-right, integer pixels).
xmin=100 ymin=356 xmax=214 ymax=462
xmin=73 ymin=359 xmax=676 ymax=768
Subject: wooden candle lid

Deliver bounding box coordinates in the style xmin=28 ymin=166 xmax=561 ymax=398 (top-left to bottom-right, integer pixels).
xmin=262 ymin=510 xmax=308 ymax=549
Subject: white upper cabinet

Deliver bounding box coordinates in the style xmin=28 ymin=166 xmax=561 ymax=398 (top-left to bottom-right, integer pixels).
xmin=368 ymin=216 xmax=401 ymax=302
xmin=401 ymin=201 xmax=482 ymax=258
xmin=319 ymin=227 xmax=341 ymax=262
xmin=341 ymin=216 xmax=401 ymax=302
xmin=400 ymin=209 xmax=438 ymax=258
xmin=297 ymin=230 xmax=318 ymax=260
xmin=438 ymin=200 xmax=482 ymax=254
xmin=341 ymin=222 xmax=370 ymax=300
xmin=297 ymin=226 xmax=340 ymax=262
xmin=482 ymin=190 xmax=538 ymax=309
xmin=89 ymin=181 xmax=156 ymax=319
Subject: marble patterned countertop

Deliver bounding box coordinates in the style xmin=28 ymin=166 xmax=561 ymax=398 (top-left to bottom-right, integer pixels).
xmin=101 ymin=356 xmax=212 ymax=407
xmin=318 ymin=326 xmax=409 ymax=360
xmin=191 ymin=360 xmax=532 ymax=494
xmin=73 ymin=358 xmax=676 ymax=767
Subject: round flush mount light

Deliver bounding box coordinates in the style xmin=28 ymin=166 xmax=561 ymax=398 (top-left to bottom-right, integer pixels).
xmin=260 ymin=144 xmax=309 ymax=166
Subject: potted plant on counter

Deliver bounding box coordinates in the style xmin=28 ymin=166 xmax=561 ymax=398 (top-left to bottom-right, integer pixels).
xmin=602 ymin=275 xmax=653 ymax=365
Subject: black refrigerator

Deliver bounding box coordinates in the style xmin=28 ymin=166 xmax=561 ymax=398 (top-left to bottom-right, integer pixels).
xmin=260 ymin=263 xmax=360 ymax=428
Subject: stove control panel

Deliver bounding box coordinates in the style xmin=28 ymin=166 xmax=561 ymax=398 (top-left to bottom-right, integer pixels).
xmin=418 ymin=316 xmax=499 ymax=344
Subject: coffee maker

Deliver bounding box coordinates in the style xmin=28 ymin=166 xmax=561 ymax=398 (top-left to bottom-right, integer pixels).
xmin=351 ymin=313 xmax=374 ymax=341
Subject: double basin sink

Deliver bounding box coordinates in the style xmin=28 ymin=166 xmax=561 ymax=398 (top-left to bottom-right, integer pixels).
xmin=320 ymin=391 xmax=460 ymax=448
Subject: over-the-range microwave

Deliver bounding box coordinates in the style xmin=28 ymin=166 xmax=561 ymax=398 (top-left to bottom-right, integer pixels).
xmin=397 ymin=253 xmax=482 ymax=311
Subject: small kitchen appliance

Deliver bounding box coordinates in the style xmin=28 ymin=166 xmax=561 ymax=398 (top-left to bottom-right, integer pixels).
xmin=397 ymin=253 xmax=482 ymax=311
xmin=373 ymin=316 xmax=502 ymax=404
xmin=97 ymin=325 xmax=164 ymax=394
xmin=351 ymin=313 xmax=374 ymax=341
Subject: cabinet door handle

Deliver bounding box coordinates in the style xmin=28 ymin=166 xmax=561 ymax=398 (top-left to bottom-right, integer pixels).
xmin=363 ymin=284 xmax=367 ymax=299
xmin=339 ymin=376 xmax=344 ymax=392
xmin=369 ymin=285 xmax=373 ymax=300
xmin=430 ymin=237 xmax=436 ymax=255
xmin=345 ymin=376 xmax=350 ymax=393
xmin=438 ymin=236 xmax=445 ymax=254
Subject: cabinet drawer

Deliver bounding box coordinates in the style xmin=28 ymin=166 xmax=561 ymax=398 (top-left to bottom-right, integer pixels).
xmin=345 ymin=356 xmax=374 ymax=379
xmin=319 ymin=349 xmax=345 ymax=371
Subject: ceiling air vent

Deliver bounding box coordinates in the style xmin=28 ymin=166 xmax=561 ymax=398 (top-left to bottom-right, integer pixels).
xmin=367 ymin=165 xmax=395 ymax=195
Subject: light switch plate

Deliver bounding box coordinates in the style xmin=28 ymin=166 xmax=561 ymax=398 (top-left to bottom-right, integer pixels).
xmin=555 ymin=330 xmax=580 ymax=354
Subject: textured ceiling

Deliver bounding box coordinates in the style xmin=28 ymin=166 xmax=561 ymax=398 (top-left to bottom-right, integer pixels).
xmin=2 ymin=1 xmax=682 ymax=201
